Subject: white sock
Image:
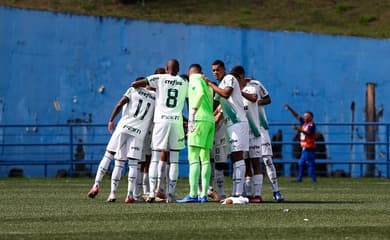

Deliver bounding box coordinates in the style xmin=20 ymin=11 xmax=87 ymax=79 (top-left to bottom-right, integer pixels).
xmin=148 ymin=151 xmax=160 ymax=198
xmin=253 ymin=174 xmax=263 ymax=197
xmin=133 ymin=163 xmax=142 ymax=198
xmin=110 ymin=160 xmax=125 ymax=194
xmin=127 ymin=159 xmax=138 ymax=198
xmin=263 ymin=156 xmax=279 ymax=192
xmin=168 ymin=151 xmax=179 ymax=196
xmin=245 ymin=176 xmax=252 ymax=197
xmin=142 ymin=172 xmax=149 ymax=195
xmin=233 ymin=160 xmax=245 ymax=196
xmin=157 ymin=160 xmax=167 ymax=192
xmin=215 ymin=169 xmax=225 ymax=196
xmin=94 ymin=152 xmax=114 ymax=187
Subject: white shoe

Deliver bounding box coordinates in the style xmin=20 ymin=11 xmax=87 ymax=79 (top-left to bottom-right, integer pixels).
xmin=106 ymin=193 xmax=116 ymax=202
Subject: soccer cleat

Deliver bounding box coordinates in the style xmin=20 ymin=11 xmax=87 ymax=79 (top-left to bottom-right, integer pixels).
xmin=146 ymin=197 xmax=155 ymax=203
xmin=176 ymin=195 xmax=199 ymax=203
xmin=125 ymin=196 xmax=135 ymax=204
xmin=199 ymin=196 xmax=207 ymax=204
xmin=155 ymin=189 xmax=167 ymax=200
xmin=273 ymin=191 xmax=284 ymax=202
xmin=207 ymin=191 xmax=221 ymax=202
xmin=87 ymin=187 xmax=99 ymax=198
xmin=249 ymin=196 xmax=263 ymax=203
xmin=106 ymin=193 xmax=116 ymax=203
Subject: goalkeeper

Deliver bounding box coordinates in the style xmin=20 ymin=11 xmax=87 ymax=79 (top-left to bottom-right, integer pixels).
xmin=177 ymin=64 xmax=215 ymax=203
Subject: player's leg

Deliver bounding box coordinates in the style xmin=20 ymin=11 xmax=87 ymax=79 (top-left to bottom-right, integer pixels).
xmin=147 ymin=122 xmax=169 ymax=202
xmin=166 ymin=122 xmax=186 ymax=203
xmin=199 ymin=148 xmax=211 ymax=202
xmin=107 ymin=132 xmax=130 ymax=202
xmin=88 ymin=130 xmax=120 ymax=198
xmin=228 ymin=122 xmax=249 ymax=197
xmin=244 ymin=155 xmax=253 ymax=198
xmin=125 ymin=158 xmax=138 ymax=203
xmin=156 ymin=151 xmax=168 ymax=198
xmin=260 ymin=128 xmax=283 ymax=201
xmin=177 ymin=146 xmax=200 ymax=203
xmin=107 ymin=159 xmax=125 ymax=202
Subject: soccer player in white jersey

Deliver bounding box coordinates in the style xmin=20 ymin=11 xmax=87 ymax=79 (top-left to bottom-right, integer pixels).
xmin=104 ymin=85 xmax=155 ymax=203
xmin=87 ymin=77 xmax=153 ymax=200
xmin=232 ymin=65 xmax=264 ymax=203
xmin=132 ymin=59 xmax=188 ymax=203
xmin=249 ymin=76 xmax=284 ymax=202
xmin=205 ymin=60 xmax=249 ymax=197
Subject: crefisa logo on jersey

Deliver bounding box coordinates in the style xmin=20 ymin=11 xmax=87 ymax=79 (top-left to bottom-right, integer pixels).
xmin=164 ymin=79 xmax=183 ymax=86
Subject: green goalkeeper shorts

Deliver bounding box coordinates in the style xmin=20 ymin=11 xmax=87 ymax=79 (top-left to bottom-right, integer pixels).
xmin=188 ymin=121 xmax=215 ymax=149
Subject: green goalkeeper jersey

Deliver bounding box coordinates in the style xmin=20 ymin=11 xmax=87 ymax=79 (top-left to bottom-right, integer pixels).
xmin=188 ymin=73 xmax=214 ymax=123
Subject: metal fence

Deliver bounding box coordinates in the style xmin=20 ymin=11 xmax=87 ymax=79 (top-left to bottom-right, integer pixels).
xmin=0 ymin=123 xmax=389 ymax=178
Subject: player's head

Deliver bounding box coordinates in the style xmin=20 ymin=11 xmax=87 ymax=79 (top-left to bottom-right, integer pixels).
xmin=230 ymin=65 xmax=245 ymax=81
xmin=166 ymin=59 xmax=180 ymax=76
xmin=211 ymin=60 xmax=226 ymax=81
xmin=154 ymin=67 xmax=166 ymax=74
xmin=304 ymin=111 xmax=314 ymax=122
xmin=188 ymin=63 xmax=202 ymax=76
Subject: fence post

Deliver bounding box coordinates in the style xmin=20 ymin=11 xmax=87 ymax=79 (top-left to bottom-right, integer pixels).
xmin=387 ymin=124 xmax=390 ymax=178
xmin=69 ymin=125 xmax=74 ymax=176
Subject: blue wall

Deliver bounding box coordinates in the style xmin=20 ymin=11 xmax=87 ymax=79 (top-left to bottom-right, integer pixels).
xmin=1 ymin=7 xmax=390 ymax=176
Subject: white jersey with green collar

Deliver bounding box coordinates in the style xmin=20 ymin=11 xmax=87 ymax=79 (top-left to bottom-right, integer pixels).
xmin=215 ymin=74 xmax=247 ymax=127
xmin=147 ymin=73 xmax=188 ymax=123
xmin=119 ymin=87 xmax=156 ymax=139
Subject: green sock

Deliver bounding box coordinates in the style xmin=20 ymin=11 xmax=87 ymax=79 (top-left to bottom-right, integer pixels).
xmin=189 ymin=146 xmax=200 ymax=197
xmin=200 ymin=149 xmax=211 ymax=198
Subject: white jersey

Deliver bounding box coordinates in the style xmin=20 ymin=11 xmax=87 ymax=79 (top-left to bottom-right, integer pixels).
xmin=118 ymin=87 xmax=156 ymax=140
xmin=147 ymin=74 xmax=188 ymax=123
xmin=253 ymin=80 xmax=270 ymax=129
xmin=215 ymin=74 xmax=247 ymax=127
xmin=242 ymin=81 xmax=261 ymax=137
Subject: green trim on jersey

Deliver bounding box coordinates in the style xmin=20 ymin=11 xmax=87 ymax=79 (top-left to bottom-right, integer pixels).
xmin=246 ymin=111 xmax=261 ymax=137
xmin=219 ymin=97 xmax=239 ymax=124
xmin=259 ymin=108 xmax=269 ymax=129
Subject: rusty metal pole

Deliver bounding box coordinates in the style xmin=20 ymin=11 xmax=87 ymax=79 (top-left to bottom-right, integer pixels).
xmin=365 ymin=83 xmax=376 ymax=176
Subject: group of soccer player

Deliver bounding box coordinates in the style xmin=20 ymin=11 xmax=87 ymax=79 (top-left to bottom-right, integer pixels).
xmin=87 ymin=58 xmax=284 ymax=204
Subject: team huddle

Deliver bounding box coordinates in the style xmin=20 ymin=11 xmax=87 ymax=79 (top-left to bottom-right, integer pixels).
xmin=87 ymin=58 xmax=284 ymax=204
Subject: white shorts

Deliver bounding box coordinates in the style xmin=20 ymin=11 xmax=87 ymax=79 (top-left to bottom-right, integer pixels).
xmin=259 ymin=127 xmax=273 ymax=156
xmin=211 ymin=121 xmax=228 ymax=163
xmin=114 ymin=133 xmax=143 ymax=160
xmin=151 ymin=122 xmax=185 ymax=151
xmin=226 ymin=122 xmax=249 ymax=153
xmin=106 ymin=128 xmax=121 ymax=153
xmin=140 ymin=129 xmax=153 ymax=162
xmin=248 ymin=135 xmax=262 ymax=158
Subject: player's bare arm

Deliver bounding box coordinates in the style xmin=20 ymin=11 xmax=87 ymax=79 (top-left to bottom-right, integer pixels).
xmin=258 ymin=95 xmax=271 ymax=106
xmin=107 ymin=96 xmax=129 ymax=133
xmin=131 ymin=78 xmax=147 ymax=88
xmin=242 ymin=91 xmax=257 ymax=103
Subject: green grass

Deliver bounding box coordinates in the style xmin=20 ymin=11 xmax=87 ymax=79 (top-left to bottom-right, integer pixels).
xmin=0 ymin=0 xmax=389 ymax=38
xmin=1 ymin=177 xmax=390 ymax=239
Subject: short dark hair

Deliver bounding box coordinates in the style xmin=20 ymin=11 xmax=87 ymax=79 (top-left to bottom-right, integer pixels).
xmin=230 ymin=65 xmax=245 ymax=76
xmin=212 ymin=59 xmax=225 ymax=69
xmin=135 ymin=76 xmax=145 ymax=81
xmin=154 ymin=67 xmax=165 ymax=74
xmin=189 ymin=63 xmax=202 ymax=73
xmin=306 ymin=111 xmax=314 ymax=118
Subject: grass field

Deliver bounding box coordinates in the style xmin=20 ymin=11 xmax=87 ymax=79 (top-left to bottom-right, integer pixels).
xmin=1 ymin=177 xmax=390 ymax=239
